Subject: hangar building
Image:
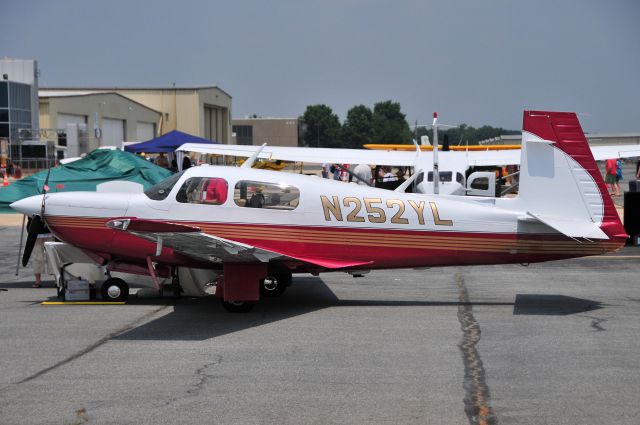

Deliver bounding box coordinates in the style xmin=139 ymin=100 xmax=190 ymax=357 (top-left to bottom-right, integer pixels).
xmin=232 ymin=117 xmax=299 ymax=147
xmin=33 ymin=85 xmax=233 ymax=161
xmin=42 ymin=86 xmax=232 ymax=144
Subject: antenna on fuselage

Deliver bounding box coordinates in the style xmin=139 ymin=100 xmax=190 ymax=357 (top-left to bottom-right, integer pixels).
xmin=432 ymin=112 xmax=439 ymax=195
xmin=241 ymin=143 xmax=267 ymax=169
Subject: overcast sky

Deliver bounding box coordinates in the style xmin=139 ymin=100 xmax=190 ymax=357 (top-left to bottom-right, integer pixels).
xmin=3 ymin=0 xmax=639 ymax=132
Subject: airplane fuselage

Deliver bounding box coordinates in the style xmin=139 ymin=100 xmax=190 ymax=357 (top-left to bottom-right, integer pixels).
xmin=25 ymin=165 xmax=622 ymax=274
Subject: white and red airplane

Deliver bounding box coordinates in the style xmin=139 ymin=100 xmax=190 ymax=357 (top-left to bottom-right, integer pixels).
xmin=11 ymin=111 xmax=627 ymax=312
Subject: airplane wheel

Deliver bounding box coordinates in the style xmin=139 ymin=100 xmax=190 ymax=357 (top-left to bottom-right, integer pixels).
xmin=101 ymin=277 xmax=129 ymax=302
xmin=260 ymin=271 xmax=292 ymax=298
xmin=221 ymin=300 xmax=254 ymax=313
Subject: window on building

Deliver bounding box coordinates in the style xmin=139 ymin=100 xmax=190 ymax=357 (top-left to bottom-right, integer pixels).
xmin=0 ymin=82 xmax=7 ymax=108
xmin=232 ymin=125 xmax=253 ymax=145
xmin=57 ymin=131 xmax=67 ymax=147
xmin=176 ymin=177 xmax=228 ymax=205
xmin=233 ymin=180 xmax=299 ymax=210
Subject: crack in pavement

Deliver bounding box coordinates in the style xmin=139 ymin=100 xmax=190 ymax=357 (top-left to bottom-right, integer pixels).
xmin=2 ymin=305 xmax=169 ymax=388
xmin=158 ymin=355 xmax=224 ymax=407
xmin=578 ymin=314 xmax=607 ymax=332
xmin=455 ymin=272 xmax=497 ymax=425
xmin=186 ymin=355 xmax=224 ymax=397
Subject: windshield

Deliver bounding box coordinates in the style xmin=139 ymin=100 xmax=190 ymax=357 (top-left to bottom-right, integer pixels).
xmin=144 ymin=171 xmax=185 ymax=200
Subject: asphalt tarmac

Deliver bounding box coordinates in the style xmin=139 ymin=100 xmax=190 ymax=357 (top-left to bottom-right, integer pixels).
xmin=1 ymin=219 xmax=640 ymax=424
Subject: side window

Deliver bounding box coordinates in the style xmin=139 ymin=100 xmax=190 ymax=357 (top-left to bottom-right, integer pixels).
xmin=234 ymin=180 xmax=300 ymax=210
xmin=470 ymin=177 xmax=489 ymax=190
xmin=176 ymin=177 xmax=228 ymax=205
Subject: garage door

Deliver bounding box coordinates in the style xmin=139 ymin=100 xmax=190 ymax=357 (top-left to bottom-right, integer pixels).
xmin=136 ymin=122 xmax=155 ymax=141
xmin=57 ymin=113 xmax=86 ymax=128
xmin=102 ymin=118 xmax=125 ymax=146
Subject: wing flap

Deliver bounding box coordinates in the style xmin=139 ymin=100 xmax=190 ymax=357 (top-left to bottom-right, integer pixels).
xmin=109 ymin=218 xmax=370 ymax=269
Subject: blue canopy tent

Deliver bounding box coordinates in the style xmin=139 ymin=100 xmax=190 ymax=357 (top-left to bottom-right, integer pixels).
xmin=124 ymin=130 xmax=218 ymax=153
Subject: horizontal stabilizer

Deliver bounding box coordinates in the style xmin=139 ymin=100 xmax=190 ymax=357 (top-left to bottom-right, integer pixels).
xmin=522 ymin=212 xmax=608 ymax=240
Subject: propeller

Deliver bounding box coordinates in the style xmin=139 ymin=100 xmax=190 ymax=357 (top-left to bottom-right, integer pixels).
xmin=22 ymin=215 xmax=45 ymax=266
xmin=20 ymin=163 xmax=52 ymax=267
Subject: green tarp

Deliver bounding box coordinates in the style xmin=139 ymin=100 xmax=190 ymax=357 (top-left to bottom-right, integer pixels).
xmin=0 ymin=149 xmax=172 ymax=212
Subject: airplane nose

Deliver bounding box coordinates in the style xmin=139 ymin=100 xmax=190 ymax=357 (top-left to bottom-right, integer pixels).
xmin=10 ymin=195 xmax=44 ymax=216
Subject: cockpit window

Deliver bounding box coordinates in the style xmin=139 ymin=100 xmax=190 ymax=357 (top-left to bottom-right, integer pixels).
xmin=176 ymin=177 xmax=228 ymax=205
xmin=234 ymin=180 xmax=300 ymax=210
xmin=427 ymin=171 xmax=453 ymax=182
xmin=144 ymin=171 xmax=185 ymax=200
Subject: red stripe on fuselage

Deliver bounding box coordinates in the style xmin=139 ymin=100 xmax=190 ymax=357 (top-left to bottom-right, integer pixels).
xmin=45 ymin=216 xmax=623 ymax=271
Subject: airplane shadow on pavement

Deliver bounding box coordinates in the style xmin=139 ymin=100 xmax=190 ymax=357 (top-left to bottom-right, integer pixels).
xmin=110 ymin=277 xmax=604 ymax=341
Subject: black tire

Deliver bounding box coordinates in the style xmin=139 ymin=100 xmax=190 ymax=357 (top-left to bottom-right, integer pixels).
xmin=260 ymin=271 xmax=292 ymax=298
xmin=221 ymin=299 xmax=254 ymax=313
xmin=101 ymin=277 xmax=129 ymax=302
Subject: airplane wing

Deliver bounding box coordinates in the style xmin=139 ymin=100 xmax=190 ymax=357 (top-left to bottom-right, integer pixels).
xmin=107 ymin=218 xmax=372 ymax=269
xmin=460 ymin=144 xmax=640 ymax=167
xmin=177 ymin=143 xmax=418 ymax=166
xmin=178 ymin=142 xmax=640 ymax=171
xmin=590 ymin=145 xmax=640 ymax=161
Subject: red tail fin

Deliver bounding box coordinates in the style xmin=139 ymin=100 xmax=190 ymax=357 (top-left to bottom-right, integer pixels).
xmin=522 ymin=110 xmax=626 ymax=242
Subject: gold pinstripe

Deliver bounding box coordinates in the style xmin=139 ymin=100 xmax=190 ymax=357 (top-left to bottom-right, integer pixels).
xmin=45 ymin=216 xmax=619 ymax=254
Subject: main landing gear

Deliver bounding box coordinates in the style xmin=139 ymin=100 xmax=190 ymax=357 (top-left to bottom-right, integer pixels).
xmin=216 ymin=265 xmax=293 ymax=313
xmin=101 ymin=277 xmax=129 ymax=302
xmin=260 ymin=270 xmax=292 ymax=298
xmin=221 ymin=300 xmax=255 ymax=313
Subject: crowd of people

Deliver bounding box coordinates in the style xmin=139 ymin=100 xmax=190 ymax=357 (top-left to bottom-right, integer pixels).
xmin=0 ymin=159 xmax=21 ymax=179
xmin=140 ymin=152 xmax=192 ymax=173
xmin=604 ymin=158 xmax=640 ymax=197
xmin=321 ymin=163 xmax=407 ymax=187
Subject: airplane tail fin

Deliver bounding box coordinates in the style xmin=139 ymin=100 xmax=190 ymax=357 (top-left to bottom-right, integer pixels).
xmin=515 ymin=110 xmax=626 ymax=243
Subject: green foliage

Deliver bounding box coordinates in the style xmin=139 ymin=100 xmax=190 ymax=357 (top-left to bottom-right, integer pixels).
xmin=299 ymin=101 xmax=519 ymax=149
xmin=414 ymin=123 xmax=520 ymax=146
xmin=371 ymin=101 xmax=412 ymax=145
xmin=342 ymin=105 xmax=373 ymax=149
xmin=300 ymin=104 xmax=342 ymax=148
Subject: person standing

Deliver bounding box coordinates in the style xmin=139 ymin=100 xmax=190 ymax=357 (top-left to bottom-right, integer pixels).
xmin=382 ymin=166 xmax=398 ymax=182
xmin=352 ymin=164 xmax=372 ymax=185
xmin=155 ymin=152 xmax=170 ymax=168
xmin=616 ymin=159 xmax=623 ymax=195
xmin=321 ymin=163 xmax=330 ymax=179
xmin=605 ymin=158 xmax=618 ymax=196
xmin=27 ymin=218 xmax=55 ymax=287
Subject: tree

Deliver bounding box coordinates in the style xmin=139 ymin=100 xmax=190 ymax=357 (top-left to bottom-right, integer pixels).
xmin=300 ymin=104 xmax=342 ymax=148
xmin=371 ymin=100 xmax=412 ymax=145
xmin=342 ymin=105 xmax=373 ymax=149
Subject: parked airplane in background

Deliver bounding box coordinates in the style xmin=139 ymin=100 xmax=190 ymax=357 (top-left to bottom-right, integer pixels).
xmin=12 ymin=111 xmax=627 ymax=312
xmin=177 ymin=117 xmax=640 ymax=197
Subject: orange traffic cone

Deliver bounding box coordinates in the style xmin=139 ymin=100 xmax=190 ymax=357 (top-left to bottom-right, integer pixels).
xmin=2 ymin=174 xmax=8 ymax=186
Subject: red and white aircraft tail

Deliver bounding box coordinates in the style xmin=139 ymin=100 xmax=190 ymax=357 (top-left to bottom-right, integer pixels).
xmin=512 ymin=110 xmax=626 ymax=242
